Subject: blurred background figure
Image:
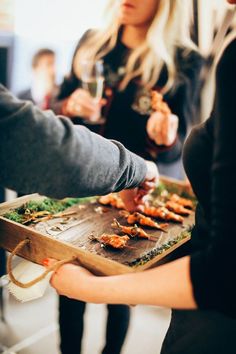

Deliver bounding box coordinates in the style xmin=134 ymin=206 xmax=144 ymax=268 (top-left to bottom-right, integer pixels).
xmin=18 ymin=48 xmax=58 ymax=109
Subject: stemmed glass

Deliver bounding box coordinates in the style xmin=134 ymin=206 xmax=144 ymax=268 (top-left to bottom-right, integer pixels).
xmin=80 ymin=59 xmax=105 ymax=124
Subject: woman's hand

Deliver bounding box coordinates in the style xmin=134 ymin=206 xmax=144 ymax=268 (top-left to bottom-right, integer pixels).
xmin=45 ymin=258 xmax=94 ymax=300
xmin=146 ymin=111 xmax=179 ymax=146
xmin=119 ymin=160 xmax=159 ymax=211
xmin=62 ymin=88 xmax=105 ymax=121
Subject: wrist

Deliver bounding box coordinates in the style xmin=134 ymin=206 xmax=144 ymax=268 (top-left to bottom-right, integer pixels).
xmin=77 ymin=274 xmax=126 ymax=304
xmin=145 ymin=160 xmax=159 ymax=183
xmin=74 ymin=274 xmax=106 ymax=303
xmin=61 ymin=99 xmax=70 ymax=116
xmin=86 ymin=273 xmax=141 ymax=305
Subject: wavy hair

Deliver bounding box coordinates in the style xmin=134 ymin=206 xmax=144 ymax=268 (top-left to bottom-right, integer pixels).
xmin=73 ymin=0 xmax=197 ymax=92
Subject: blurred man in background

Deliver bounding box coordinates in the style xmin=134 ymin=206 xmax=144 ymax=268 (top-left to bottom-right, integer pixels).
xmin=18 ymin=48 xmax=58 ymax=109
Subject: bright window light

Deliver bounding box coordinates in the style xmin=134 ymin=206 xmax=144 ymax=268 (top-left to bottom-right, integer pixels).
xmin=14 ymin=0 xmax=106 ymax=41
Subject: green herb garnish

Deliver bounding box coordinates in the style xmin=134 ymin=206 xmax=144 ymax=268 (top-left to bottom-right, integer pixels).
xmin=3 ymin=197 xmax=95 ymax=224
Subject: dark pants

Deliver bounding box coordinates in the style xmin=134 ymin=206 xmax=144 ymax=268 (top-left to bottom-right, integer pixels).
xmin=0 ymin=187 xmax=4 ymax=202
xmin=59 ymin=296 xmax=130 ymax=354
xmin=161 ymin=309 xmax=236 ymax=354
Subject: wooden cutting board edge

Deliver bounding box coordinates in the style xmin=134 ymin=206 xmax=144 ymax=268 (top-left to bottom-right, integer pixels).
xmin=0 ymin=216 xmax=133 ymax=276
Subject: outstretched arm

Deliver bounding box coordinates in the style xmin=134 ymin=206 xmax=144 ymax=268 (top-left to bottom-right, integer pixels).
xmin=0 ymin=85 xmax=146 ymax=198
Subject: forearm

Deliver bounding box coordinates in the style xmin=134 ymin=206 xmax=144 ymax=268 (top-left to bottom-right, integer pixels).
xmin=76 ymin=256 xmax=197 ymax=308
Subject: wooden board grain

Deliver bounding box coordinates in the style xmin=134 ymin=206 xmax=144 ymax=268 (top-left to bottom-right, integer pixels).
xmin=0 ymin=177 xmax=195 ymax=275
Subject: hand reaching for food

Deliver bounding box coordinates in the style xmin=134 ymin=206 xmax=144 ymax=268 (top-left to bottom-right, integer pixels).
xmin=146 ymin=91 xmax=179 ymax=146
xmin=119 ymin=160 xmax=159 ymax=212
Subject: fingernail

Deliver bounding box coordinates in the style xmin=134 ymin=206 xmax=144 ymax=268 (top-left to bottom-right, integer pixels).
xmin=43 ymin=258 xmax=49 ymax=266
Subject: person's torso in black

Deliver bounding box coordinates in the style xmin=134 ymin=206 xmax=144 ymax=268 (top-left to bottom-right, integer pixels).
xmin=58 ymin=31 xmax=204 ymax=163
xmin=183 ymin=37 xmax=236 ymax=254
xmin=183 ymin=117 xmax=214 ymax=251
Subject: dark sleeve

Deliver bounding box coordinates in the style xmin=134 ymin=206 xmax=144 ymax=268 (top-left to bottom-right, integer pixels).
xmin=0 ymin=85 xmax=147 ymax=198
xmin=57 ymin=30 xmax=94 ymax=101
xmin=150 ymin=49 xmax=204 ymax=163
xmin=190 ymin=39 xmax=236 ymax=316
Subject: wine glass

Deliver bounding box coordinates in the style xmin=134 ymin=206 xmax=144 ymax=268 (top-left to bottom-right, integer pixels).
xmin=80 ymin=59 xmax=105 ymax=124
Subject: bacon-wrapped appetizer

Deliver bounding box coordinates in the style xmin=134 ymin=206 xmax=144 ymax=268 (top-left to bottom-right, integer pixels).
xmin=112 ymin=218 xmax=153 ymax=240
xmin=151 ymin=90 xmax=171 ymax=115
xmin=99 ymin=234 xmax=130 ymax=249
xmin=98 ymin=194 xmax=125 ymax=209
xmin=120 ymin=211 xmax=168 ymax=231
xmin=140 ymin=204 xmax=184 ymax=223
xmin=165 ymin=201 xmax=192 ymax=216
xmin=169 ymin=193 xmax=194 ymax=209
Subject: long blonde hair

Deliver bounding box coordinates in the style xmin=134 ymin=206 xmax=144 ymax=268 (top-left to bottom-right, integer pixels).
xmin=73 ymin=0 xmax=196 ymax=92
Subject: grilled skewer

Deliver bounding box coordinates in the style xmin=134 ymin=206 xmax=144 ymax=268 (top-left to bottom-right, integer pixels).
xmin=165 ymin=201 xmax=192 ymax=216
xmin=90 ymin=234 xmax=130 ymax=249
xmin=139 ymin=205 xmax=184 ymax=223
xmin=169 ymin=193 xmax=194 ymax=209
xmin=112 ymin=219 xmax=156 ymax=240
xmin=120 ymin=211 xmax=168 ymax=231
xmin=98 ymin=194 xmax=125 ymax=209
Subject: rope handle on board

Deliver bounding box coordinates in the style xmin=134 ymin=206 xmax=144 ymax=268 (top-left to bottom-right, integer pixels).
xmin=7 ymin=239 xmax=77 ymax=288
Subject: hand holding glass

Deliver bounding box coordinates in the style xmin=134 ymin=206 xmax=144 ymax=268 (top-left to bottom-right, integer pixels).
xmin=80 ymin=60 xmax=105 ymax=124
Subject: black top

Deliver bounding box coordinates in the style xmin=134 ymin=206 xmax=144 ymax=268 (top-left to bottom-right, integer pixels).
xmin=57 ymin=31 xmax=204 ymax=163
xmin=183 ymin=38 xmax=236 ymax=316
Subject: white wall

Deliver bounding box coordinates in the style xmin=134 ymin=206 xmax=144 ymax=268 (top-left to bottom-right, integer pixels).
xmin=198 ymin=0 xmax=230 ymax=55
xmin=197 ymin=0 xmax=234 ymax=120
xmin=11 ymin=0 xmax=107 ymax=93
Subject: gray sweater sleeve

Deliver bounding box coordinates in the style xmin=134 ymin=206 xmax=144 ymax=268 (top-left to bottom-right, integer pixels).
xmin=0 ymin=85 xmax=146 ymax=198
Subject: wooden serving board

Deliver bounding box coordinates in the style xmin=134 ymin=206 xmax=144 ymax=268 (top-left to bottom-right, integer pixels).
xmin=0 ymin=177 xmax=195 ymax=275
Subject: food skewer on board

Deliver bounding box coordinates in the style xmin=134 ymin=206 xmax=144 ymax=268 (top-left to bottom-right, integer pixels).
xmin=111 ymin=219 xmax=157 ymax=241
xmin=89 ymin=234 xmax=131 ymax=250
xmin=139 ymin=204 xmax=184 ymax=223
xmin=120 ymin=211 xmax=168 ymax=231
xmin=165 ymin=201 xmax=192 ymax=216
xmin=98 ymin=194 xmax=125 ymax=209
xmin=169 ymin=193 xmax=194 ymax=209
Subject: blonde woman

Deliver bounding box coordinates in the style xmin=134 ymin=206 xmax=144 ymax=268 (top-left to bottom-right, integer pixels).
xmin=58 ymin=0 xmax=203 ymax=179
xmin=55 ymin=1 xmax=203 ymax=353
